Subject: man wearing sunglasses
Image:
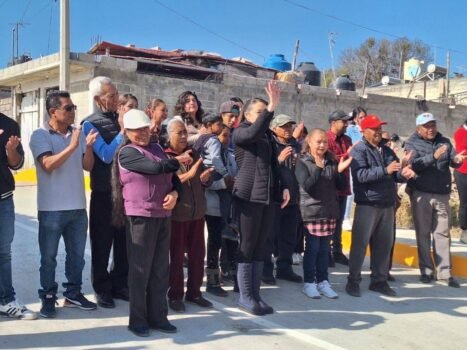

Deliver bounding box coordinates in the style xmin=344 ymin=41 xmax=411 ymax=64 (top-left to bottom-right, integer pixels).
xmin=30 ymin=90 xmax=98 ymax=318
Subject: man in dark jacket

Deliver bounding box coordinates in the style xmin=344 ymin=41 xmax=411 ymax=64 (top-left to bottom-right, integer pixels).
xmin=346 ymin=115 xmax=415 ymax=298
xmin=262 ymin=114 xmax=302 ymax=284
xmin=82 ymin=76 xmax=128 ymax=308
xmin=326 ymin=110 xmax=353 ymax=266
xmin=0 ymin=113 xmax=37 ymax=320
xmin=405 ymin=112 xmax=467 ymax=288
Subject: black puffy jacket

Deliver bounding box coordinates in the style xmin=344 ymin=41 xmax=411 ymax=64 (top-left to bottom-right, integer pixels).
xmin=404 ymin=132 xmax=459 ymax=194
xmin=233 ymin=110 xmax=288 ymax=204
xmin=295 ymin=153 xmax=345 ymax=221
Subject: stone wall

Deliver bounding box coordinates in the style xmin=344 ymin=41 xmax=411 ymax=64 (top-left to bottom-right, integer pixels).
xmin=0 ymin=96 xmax=12 ymax=117
xmin=95 ymin=63 xmax=467 ymax=138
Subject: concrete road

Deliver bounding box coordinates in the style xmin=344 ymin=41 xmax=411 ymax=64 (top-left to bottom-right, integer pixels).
xmin=1 ymin=185 xmax=466 ymax=350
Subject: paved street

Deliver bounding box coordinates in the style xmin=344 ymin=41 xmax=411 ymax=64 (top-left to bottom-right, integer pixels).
xmin=1 ymin=185 xmax=466 ymax=350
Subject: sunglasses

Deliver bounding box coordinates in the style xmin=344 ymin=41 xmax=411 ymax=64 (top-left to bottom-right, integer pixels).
xmin=59 ymin=104 xmax=77 ymax=112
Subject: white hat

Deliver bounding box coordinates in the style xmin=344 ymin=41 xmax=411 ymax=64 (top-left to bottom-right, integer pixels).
xmin=123 ymin=109 xmax=151 ymax=129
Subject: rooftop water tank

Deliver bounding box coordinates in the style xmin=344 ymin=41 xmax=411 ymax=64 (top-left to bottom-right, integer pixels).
xmin=297 ymin=62 xmax=321 ymax=86
xmin=263 ymin=54 xmax=291 ymax=71
xmin=334 ymin=75 xmax=356 ymax=91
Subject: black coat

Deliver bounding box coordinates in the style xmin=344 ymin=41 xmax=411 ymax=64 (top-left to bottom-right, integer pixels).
xmin=295 ymin=152 xmax=345 ymax=221
xmin=233 ymin=110 xmax=288 ymax=204
xmin=404 ymin=132 xmax=459 ymax=194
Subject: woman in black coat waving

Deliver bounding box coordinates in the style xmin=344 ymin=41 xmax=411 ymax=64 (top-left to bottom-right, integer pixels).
xmin=233 ymin=80 xmax=290 ymax=316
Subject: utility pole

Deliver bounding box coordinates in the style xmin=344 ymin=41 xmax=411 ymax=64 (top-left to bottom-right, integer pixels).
xmin=446 ymin=51 xmax=450 ymax=101
xmin=9 ymin=21 xmax=28 ymax=65
xmin=59 ymin=0 xmax=70 ymax=91
xmin=292 ymin=39 xmax=300 ymax=71
xmin=328 ymin=32 xmax=336 ymax=82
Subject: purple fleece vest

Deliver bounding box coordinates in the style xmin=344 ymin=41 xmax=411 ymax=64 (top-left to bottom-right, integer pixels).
xmin=119 ymin=143 xmax=173 ymax=218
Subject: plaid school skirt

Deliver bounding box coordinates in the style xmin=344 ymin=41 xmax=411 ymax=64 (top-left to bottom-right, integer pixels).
xmin=304 ymin=219 xmax=337 ymax=237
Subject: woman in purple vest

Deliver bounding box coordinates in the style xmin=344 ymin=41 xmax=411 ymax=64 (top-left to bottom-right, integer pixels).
xmin=112 ymin=110 xmax=192 ymax=337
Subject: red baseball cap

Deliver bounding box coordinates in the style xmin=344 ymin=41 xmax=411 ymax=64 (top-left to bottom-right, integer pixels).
xmin=361 ymin=115 xmax=387 ymax=130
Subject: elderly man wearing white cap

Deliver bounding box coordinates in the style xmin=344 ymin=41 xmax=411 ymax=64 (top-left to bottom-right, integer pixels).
xmin=405 ymin=112 xmax=467 ymax=288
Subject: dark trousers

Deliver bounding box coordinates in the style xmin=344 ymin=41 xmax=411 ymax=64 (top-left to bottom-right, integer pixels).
xmin=234 ymin=197 xmax=274 ymax=263
xmin=303 ymin=234 xmax=331 ymax=283
xmin=220 ymin=239 xmax=238 ymax=274
xmin=263 ymin=204 xmax=300 ymax=276
xmin=168 ymin=218 xmax=205 ymax=300
xmin=331 ymin=195 xmax=347 ymax=254
xmin=348 ymin=205 xmax=394 ymax=284
xmin=126 ymin=216 xmax=170 ymax=329
xmin=89 ymin=191 xmax=128 ymax=294
xmin=206 ymin=215 xmax=223 ymax=269
xmin=455 ymin=171 xmax=467 ymax=230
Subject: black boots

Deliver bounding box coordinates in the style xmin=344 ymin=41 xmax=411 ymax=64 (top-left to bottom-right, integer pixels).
xmin=237 ymin=263 xmax=265 ymax=316
xmin=252 ymin=261 xmax=274 ymax=314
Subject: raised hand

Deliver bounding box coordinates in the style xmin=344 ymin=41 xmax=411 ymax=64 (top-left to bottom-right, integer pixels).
xmin=175 ymin=150 xmax=193 ymax=165
xmin=278 ymin=146 xmax=293 ymax=163
xmin=338 ymin=156 xmax=353 ymax=173
xmin=280 ymin=189 xmax=290 ymax=209
xmin=401 ymin=150 xmax=413 ymax=168
xmin=162 ymin=191 xmax=178 ymax=210
xmin=454 ymin=150 xmax=467 ymax=164
xmin=85 ymin=128 xmax=98 ymax=148
xmin=69 ymin=127 xmax=82 ymax=150
xmin=265 ymin=80 xmax=280 ymax=112
xmin=200 ymin=167 xmax=214 ymax=183
xmin=292 ymin=121 xmax=304 ymax=140
xmin=433 ymin=144 xmax=448 ymax=160
xmin=5 ymin=135 xmax=21 ymax=153
xmin=401 ymin=164 xmax=416 ymax=179
xmin=386 ymin=160 xmax=401 ymax=174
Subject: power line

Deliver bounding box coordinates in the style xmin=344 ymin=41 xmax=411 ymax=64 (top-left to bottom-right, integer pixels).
xmin=46 ymin=0 xmax=54 ymax=54
xmin=20 ymin=0 xmax=33 ymax=22
xmin=152 ymin=0 xmax=265 ymax=60
xmin=282 ymin=0 xmax=467 ymax=57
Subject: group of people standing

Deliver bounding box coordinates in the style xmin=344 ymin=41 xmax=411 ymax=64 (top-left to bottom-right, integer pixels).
xmin=0 ymin=75 xmax=466 ymax=338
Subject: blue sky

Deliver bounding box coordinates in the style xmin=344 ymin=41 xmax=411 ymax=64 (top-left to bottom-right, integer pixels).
xmin=1 ymin=0 xmax=467 ymax=75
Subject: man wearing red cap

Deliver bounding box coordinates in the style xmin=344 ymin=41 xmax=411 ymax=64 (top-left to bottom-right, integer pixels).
xmin=346 ymin=115 xmax=415 ymax=297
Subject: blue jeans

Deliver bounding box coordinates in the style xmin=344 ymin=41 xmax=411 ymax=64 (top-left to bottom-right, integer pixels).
xmin=303 ymin=234 xmax=331 ymax=283
xmin=38 ymin=210 xmax=88 ymax=299
xmin=0 ymin=197 xmax=16 ymax=304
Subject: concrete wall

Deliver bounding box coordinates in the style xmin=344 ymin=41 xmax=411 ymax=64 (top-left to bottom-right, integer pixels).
xmin=367 ymin=77 xmax=467 ymax=104
xmin=0 ymin=96 xmax=12 ymax=117
xmin=94 ymin=60 xmax=466 ymax=138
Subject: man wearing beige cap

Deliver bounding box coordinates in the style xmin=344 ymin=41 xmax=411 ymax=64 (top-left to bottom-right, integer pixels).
xmin=405 ymin=112 xmax=467 ymax=288
xmin=262 ymin=114 xmax=303 ymax=284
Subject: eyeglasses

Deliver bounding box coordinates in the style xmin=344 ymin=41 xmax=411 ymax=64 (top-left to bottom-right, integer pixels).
xmin=59 ymin=104 xmax=77 ymax=112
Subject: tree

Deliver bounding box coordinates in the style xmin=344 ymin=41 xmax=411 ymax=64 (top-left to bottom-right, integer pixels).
xmin=338 ymin=37 xmax=433 ymax=88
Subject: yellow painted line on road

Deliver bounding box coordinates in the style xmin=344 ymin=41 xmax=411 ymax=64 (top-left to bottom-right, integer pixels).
xmin=14 ymin=168 xmax=91 ymax=190
xmin=342 ymin=231 xmax=467 ymax=279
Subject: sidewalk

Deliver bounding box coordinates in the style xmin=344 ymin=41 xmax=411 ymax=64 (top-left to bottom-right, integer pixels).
xmin=2 ymin=185 xmax=466 ymax=350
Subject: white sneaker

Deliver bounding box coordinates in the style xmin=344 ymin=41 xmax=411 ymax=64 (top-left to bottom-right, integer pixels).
xmin=292 ymin=253 xmax=302 ymax=265
xmin=0 ymin=300 xmax=38 ymax=320
xmin=303 ymin=283 xmax=321 ymax=299
xmin=317 ymin=280 xmax=339 ymax=299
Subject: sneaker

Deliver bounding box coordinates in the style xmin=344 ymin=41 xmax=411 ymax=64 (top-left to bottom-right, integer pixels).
xmin=437 ymin=277 xmax=461 ymax=288
xmin=369 ymin=281 xmax=397 ymax=297
xmin=345 ymin=281 xmax=361 ymax=297
xmin=333 ymin=252 xmax=349 ymax=266
xmin=152 ymin=321 xmax=178 ymax=334
xmin=302 ymin=282 xmax=321 ymax=299
xmin=317 ymin=280 xmax=338 ymax=299
xmin=292 ymin=253 xmax=302 ymax=265
xmin=0 ymin=300 xmax=38 ymax=320
xmin=40 ymin=294 xmax=58 ymax=318
xmin=95 ymin=292 xmax=115 ymax=308
xmin=128 ymin=325 xmax=150 ymax=337
xmin=64 ymin=293 xmax=97 ymax=310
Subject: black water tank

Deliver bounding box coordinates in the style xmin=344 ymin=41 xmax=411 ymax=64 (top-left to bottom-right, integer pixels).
xmin=335 ymin=75 xmax=356 ymax=91
xmin=297 ymin=62 xmax=321 ymax=86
